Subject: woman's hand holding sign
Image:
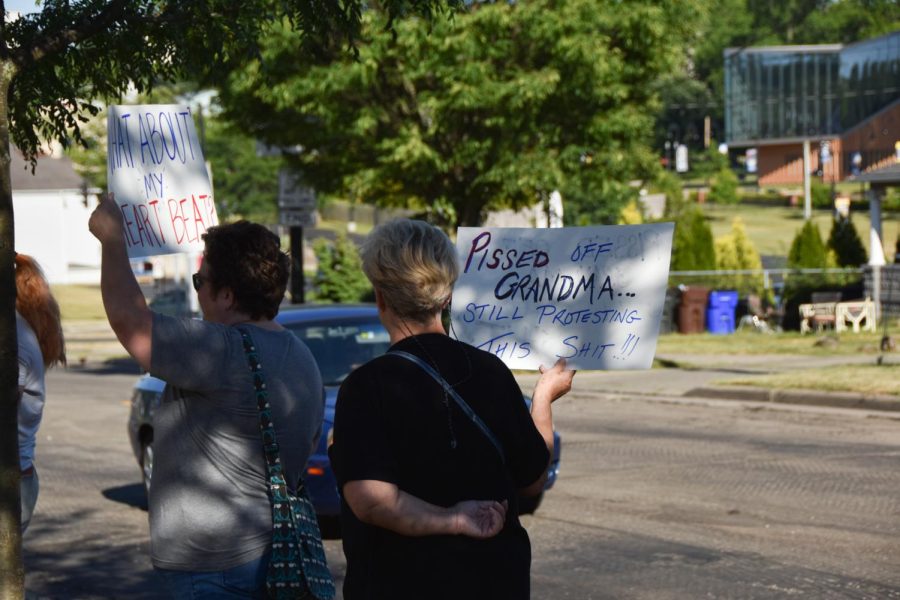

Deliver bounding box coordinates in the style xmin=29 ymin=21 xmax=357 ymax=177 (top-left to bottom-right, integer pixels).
xmin=88 ymin=192 xmax=126 ymax=245
xmin=535 ymin=358 xmax=576 ymax=404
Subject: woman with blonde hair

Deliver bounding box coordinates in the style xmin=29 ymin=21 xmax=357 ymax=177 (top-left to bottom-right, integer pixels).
xmin=329 ymin=219 xmax=575 ymax=599
xmin=15 ymin=253 xmax=65 ymax=531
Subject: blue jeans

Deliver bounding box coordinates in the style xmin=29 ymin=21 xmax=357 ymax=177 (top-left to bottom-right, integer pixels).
xmin=156 ymin=553 xmax=269 ymax=599
xmin=20 ymin=467 xmax=39 ymax=533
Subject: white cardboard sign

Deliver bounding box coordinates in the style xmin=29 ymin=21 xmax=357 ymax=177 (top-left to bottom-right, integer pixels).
xmin=451 ymin=223 xmax=674 ymax=370
xmin=107 ymin=104 xmax=218 ymax=257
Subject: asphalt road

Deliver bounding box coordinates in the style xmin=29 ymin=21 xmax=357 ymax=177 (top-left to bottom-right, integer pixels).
xmin=21 ymin=365 xmax=900 ymax=599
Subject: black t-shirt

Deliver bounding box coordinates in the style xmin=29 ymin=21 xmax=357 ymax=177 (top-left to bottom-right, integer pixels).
xmin=329 ymin=333 xmax=550 ymax=600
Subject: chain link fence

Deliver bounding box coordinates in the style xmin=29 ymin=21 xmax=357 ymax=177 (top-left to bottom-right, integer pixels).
xmin=662 ymin=265 xmax=898 ymax=333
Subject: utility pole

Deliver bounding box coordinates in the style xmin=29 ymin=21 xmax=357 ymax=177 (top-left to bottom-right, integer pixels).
xmin=802 ymin=140 xmax=812 ymax=220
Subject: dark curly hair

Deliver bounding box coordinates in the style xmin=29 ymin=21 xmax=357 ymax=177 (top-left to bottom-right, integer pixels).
xmin=202 ymin=221 xmax=289 ymax=320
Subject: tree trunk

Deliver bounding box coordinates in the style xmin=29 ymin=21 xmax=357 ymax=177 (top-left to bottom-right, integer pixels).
xmin=0 ymin=59 xmax=24 ymax=599
xmin=455 ymin=198 xmax=482 ymax=228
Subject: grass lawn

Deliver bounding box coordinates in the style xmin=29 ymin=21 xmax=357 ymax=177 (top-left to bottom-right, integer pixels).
xmin=717 ymin=364 xmax=900 ymax=397
xmin=656 ymin=329 xmax=893 ymax=356
xmin=51 ymin=285 xmax=107 ymax=321
xmin=701 ymin=203 xmax=898 ymax=260
xmin=657 ymin=328 xmax=900 ymax=397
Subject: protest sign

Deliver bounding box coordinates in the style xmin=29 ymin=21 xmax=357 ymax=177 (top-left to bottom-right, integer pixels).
xmin=107 ymin=104 xmax=218 ymax=257
xmin=451 ymin=223 xmax=674 ymax=370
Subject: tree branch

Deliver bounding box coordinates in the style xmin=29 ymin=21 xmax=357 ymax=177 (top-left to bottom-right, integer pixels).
xmin=11 ymin=0 xmax=134 ymax=68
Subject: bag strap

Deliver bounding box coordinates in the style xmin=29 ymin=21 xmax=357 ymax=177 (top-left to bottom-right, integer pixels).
xmin=237 ymin=328 xmax=299 ymax=492
xmin=388 ymin=350 xmax=505 ymax=464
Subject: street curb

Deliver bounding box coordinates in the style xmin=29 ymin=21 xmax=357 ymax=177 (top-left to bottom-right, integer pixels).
xmin=685 ymin=385 xmax=900 ymax=412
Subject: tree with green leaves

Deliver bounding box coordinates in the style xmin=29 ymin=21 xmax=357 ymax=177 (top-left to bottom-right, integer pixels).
xmin=217 ymin=0 xmax=701 ymax=228
xmin=0 ymin=0 xmax=455 ymax=593
xmin=312 ymin=233 xmax=371 ymax=303
xmin=204 ymin=118 xmax=283 ymax=223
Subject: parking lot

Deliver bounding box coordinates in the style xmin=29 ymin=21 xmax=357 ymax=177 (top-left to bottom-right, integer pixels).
xmin=22 ymin=364 xmax=900 ymax=599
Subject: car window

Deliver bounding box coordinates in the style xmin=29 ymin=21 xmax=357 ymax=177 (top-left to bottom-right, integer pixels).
xmin=285 ymin=317 xmax=391 ymax=386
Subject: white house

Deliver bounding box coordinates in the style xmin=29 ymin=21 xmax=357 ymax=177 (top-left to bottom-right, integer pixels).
xmin=12 ymin=149 xmax=102 ymax=284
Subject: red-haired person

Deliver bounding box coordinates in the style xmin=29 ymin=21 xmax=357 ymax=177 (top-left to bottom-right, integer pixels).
xmin=15 ymin=253 xmax=66 ymax=531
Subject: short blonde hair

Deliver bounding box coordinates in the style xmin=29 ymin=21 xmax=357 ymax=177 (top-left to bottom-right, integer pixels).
xmin=360 ymin=219 xmax=459 ymax=323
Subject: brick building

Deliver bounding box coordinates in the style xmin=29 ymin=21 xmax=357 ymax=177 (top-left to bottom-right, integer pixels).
xmin=724 ymin=31 xmax=899 ymax=187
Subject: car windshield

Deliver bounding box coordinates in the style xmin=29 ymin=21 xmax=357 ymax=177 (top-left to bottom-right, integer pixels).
xmin=284 ymin=317 xmax=392 ymax=386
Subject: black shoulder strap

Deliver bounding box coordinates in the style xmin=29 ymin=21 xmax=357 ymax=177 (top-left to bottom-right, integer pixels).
xmin=388 ymin=350 xmax=505 ymax=464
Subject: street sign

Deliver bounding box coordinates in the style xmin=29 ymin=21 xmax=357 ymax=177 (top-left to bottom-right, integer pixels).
xmin=675 ymin=144 xmax=689 ymax=173
xmin=278 ymin=169 xmax=316 ymax=210
xmin=279 ymin=209 xmax=317 ymax=228
xmin=278 ymin=168 xmax=316 ymax=228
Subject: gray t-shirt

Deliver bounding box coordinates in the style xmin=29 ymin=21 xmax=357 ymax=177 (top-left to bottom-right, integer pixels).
xmin=149 ymin=313 xmax=323 ymax=571
xmin=17 ymin=312 xmax=45 ymax=471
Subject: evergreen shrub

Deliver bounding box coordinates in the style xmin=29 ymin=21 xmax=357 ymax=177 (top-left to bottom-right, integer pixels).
xmin=670 ymin=206 xmax=717 ymax=289
xmin=714 ymin=217 xmax=765 ymax=297
xmin=827 ymin=217 xmax=867 ymax=267
xmin=312 ymin=233 xmax=372 ymax=303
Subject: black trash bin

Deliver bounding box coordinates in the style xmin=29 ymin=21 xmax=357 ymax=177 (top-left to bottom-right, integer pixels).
xmin=658 ymin=288 xmax=679 ymax=334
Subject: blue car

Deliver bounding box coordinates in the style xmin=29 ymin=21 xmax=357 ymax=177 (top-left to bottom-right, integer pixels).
xmin=127 ymin=304 xmax=561 ymax=526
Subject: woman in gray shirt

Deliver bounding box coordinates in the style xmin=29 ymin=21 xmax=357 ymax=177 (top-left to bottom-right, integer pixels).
xmin=90 ymin=195 xmax=323 ymax=598
xmin=15 ymin=253 xmax=66 ymax=532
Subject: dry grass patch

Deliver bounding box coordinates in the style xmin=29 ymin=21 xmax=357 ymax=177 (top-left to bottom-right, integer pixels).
xmin=656 ymin=330 xmax=889 ymax=356
xmin=717 ymin=363 xmax=900 ymax=397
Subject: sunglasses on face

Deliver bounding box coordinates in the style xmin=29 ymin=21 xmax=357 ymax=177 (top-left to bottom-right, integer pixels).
xmin=192 ymin=272 xmax=206 ymax=292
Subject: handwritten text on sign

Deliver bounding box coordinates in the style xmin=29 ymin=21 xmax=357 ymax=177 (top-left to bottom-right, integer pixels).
xmin=107 ymin=104 xmax=218 ymax=257
xmin=450 ymin=224 xmax=674 ymax=370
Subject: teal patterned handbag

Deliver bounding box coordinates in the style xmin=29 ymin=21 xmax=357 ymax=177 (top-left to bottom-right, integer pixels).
xmin=239 ymin=328 xmax=335 ymax=600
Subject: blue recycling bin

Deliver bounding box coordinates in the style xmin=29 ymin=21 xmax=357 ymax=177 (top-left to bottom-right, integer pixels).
xmin=706 ymin=290 xmax=739 ymax=334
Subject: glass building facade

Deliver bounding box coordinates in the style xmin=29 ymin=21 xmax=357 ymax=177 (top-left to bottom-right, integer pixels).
xmin=725 ymin=31 xmax=900 ymax=145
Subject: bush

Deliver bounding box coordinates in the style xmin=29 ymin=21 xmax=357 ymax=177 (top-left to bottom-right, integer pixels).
xmin=788 ymin=220 xmax=829 ymax=269
xmin=707 ymin=167 xmax=739 ymax=205
xmin=714 ymin=217 xmax=765 ymax=297
xmin=827 ymin=217 xmax=867 ymax=267
xmin=312 ymin=233 xmax=372 ymax=303
xmin=810 ymin=179 xmax=833 ymax=209
xmin=671 ymin=206 xmax=715 ymax=273
xmin=690 ymin=142 xmax=729 ymax=180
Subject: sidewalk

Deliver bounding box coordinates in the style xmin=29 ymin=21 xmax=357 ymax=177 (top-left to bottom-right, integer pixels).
xmin=514 ymin=351 xmax=900 ymax=413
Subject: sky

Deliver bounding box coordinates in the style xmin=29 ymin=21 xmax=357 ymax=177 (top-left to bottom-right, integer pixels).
xmin=6 ymin=0 xmax=39 ymax=15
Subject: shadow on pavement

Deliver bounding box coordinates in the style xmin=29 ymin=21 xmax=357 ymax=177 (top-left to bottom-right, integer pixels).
xmin=102 ymin=483 xmax=148 ymax=511
xmin=24 ymin=507 xmax=164 ymax=599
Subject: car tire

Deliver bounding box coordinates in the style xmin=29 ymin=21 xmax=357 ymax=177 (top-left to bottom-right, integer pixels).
xmin=141 ymin=442 xmax=154 ymax=497
xmin=517 ymin=491 xmax=543 ymax=515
